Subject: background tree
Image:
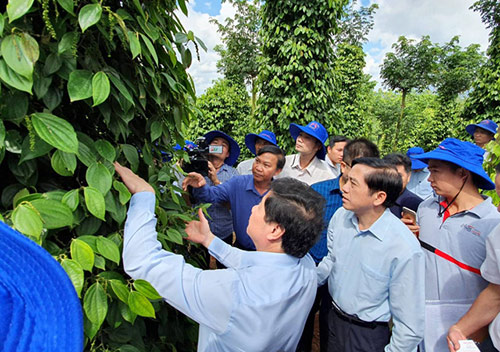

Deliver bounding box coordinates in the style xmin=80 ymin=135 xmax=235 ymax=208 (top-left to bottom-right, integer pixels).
xmin=434 ymin=37 xmax=485 ymax=104
xmin=330 ymin=0 xmax=378 ymax=138
xmin=0 ymin=0 xmax=205 ymax=350
xmin=189 ymin=78 xmax=252 ymax=159
xmin=464 ymin=0 xmax=500 ymax=121
xmin=255 ymin=0 xmax=348 ymax=153
xmin=211 ymin=0 xmax=261 ymax=114
xmin=380 ymin=35 xmax=437 ymax=150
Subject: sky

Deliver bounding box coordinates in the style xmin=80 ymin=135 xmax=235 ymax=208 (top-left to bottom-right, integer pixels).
xmin=177 ymin=0 xmax=491 ymax=95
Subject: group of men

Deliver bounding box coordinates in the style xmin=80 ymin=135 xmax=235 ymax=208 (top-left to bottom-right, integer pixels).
xmin=115 ymin=118 xmax=500 ymax=352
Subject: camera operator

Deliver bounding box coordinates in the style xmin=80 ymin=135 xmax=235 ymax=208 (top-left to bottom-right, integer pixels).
xmin=183 ymin=131 xmax=240 ymax=266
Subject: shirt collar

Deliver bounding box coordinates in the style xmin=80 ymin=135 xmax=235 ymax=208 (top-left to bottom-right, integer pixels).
xmin=431 ymin=195 xmax=492 ymax=218
xmin=246 ymin=174 xmax=268 ymax=197
xmin=291 ymin=154 xmax=322 ymax=175
xmin=348 ymin=208 xmax=394 ymax=241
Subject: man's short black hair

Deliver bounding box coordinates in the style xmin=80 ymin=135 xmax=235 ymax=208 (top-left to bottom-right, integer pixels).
xmin=265 ymin=178 xmax=325 ymax=258
xmin=343 ymin=138 xmax=379 ymax=165
xmin=382 ymin=153 xmax=412 ymax=174
xmin=257 ymin=145 xmax=286 ymax=170
xmin=351 ymin=157 xmax=402 ymax=208
xmin=496 ymin=163 xmax=500 ymax=174
xmin=328 ymin=135 xmax=349 ymax=148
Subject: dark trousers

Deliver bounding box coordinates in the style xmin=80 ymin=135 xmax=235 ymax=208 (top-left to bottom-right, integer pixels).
xmin=327 ymin=301 xmax=390 ymax=352
xmin=296 ymin=284 xmax=330 ymax=352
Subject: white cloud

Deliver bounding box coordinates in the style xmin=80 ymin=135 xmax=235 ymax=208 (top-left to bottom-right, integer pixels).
xmin=178 ymin=0 xmax=491 ymax=94
xmin=366 ymin=0 xmax=490 ymax=88
xmin=176 ymin=1 xmax=237 ymax=95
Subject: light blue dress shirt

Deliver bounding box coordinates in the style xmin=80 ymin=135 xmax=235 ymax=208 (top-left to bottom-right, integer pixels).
xmin=317 ymin=207 xmax=425 ymax=352
xmin=407 ymin=168 xmax=434 ymax=200
xmin=123 ymin=192 xmax=317 ymax=351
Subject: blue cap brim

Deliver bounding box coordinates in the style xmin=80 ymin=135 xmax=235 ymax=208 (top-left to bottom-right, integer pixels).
xmin=0 ymin=221 xmax=83 ymax=351
xmin=414 ymin=150 xmax=494 ymax=190
xmin=289 ymin=124 xmax=326 ymax=160
xmin=204 ymin=131 xmax=241 ymax=166
xmin=466 ymin=123 xmax=497 ymax=137
xmin=245 ymin=133 xmax=278 ymax=156
xmin=410 ymin=159 xmax=427 ymax=170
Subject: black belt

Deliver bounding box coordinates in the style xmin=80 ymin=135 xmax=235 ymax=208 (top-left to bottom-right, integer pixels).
xmin=330 ymin=299 xmax=388 ymax=329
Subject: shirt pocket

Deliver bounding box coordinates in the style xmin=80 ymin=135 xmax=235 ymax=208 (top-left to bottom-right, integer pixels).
xmin=357 ymin=263 xmax=389 ymax=304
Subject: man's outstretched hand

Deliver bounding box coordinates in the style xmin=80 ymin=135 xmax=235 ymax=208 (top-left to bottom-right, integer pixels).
xmin=185 ymin=208 xmax=215 ymax=248
xmin=114 ymin=162 xmax=155 ymax=194
xmin=182 ymin=172 xmax=206 ymax=191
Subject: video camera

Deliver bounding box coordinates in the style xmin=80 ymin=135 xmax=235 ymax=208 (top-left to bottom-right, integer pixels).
xmin=181 ymin=137 xmax=223 ymax=177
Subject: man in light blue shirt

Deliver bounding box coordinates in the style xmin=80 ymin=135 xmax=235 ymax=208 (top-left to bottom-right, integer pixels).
xmin=116 ymin=162 xmax=325 ymax=351
xmin=406 ymin=147 xmax=434 ymax=200
xmin=317 ymin=157 xmax=425 ymax=352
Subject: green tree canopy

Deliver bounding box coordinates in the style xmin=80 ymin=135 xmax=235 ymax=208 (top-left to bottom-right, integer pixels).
xmin=212 ymin=0 xmax=260 ymax=114
xmin=464 ymin=0 xmax=500 ymax=120
xmin=189 ymin=79 xmax=252 ymax=159
xmin=255 ymin=0 xmax=348 ymax=153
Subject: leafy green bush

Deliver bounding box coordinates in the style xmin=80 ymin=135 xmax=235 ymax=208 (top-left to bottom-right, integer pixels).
xmin=1 ymin=0 xmax=205 ymax=350
xmin=189 ymin=79 xmax=252 ymax=160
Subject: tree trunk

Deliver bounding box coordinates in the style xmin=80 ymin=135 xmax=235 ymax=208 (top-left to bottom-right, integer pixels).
xmin=393 ymin=89 xmax=406 ymax=151
xmin=251 ymin=78 xmax=257 ymax=116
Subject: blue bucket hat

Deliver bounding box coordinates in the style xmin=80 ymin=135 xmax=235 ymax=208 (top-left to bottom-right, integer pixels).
xmin=413 ymin=138 xmax=494 ymax=190
xmin=289 ymin=121 xmax=328 ymax=160
xmin=204 ymin=131 xmax=241 ymax=166
xmin=406 ymin=147 xmax=428 ymax=170
xmin=244 ymin=130 xmax=278 ymax=155
xmin=0 ymin=221 xmax=83 ymax=351
xmin=466 ymin=119 xmax=498 ymax=137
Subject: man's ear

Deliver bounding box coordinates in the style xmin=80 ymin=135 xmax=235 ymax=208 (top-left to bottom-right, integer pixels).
xmin=273 ymin=168 xmax=282 ymax=177
xmin=340 ymin=161 xmax=347 ymax=174
xmin=267 ymin=223 xmax=285 ymax=241
xmin=373 ymin=191 xmax=387 ymax=207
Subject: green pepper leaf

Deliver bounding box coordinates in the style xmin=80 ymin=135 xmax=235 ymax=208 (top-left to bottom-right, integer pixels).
xmin=86 ymin=162 xmax=112 ymax=195
xmin=128 ymin=291 xmax=155 ymax=318
xmin=31 ymin=198 xmax=73 ymax=229
xmin=7 ymin=0 xmax=35 ymax=23
xmin=92 ymin=71 xmax=110 ymax=106
xmin=84 ymin=186 xmax=106 ymax=220
xmin=31 ymin=112 xmax=78 ymax=153
xmin=78 ymin=3 xmax=102 ymax=32
xmin=61 ymin=259 xmax=84 ymax=297
xmin=84 ymin=282 xmax=108 ymax=327
xmin=68 ymin=70 xmax=92 ymax=102
xmin=71 ymin=238 xmax=95 ymax=271
xmin=96 ymin=236 xmax=120 ymax=264
xmin=12 ymin=202 xmax=43 ymax=238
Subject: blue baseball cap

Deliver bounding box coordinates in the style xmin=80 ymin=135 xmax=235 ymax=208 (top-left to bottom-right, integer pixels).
xmin=0 ymin=221 xmax=83 ymax=351
xmin=204 ymin=131 xmax=241 ymax=166
xmin=244 ymin=130 xmax=278 ymax=155
xmin=466 ymin=119 xmax=498 ymax=137
xmin=413 ymin=138 xmax=494 ymax=190
xmin=406 ymin=147 xmax=427 ymax=170
xmin=289 ymin=121 xmax=328 ymax=160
